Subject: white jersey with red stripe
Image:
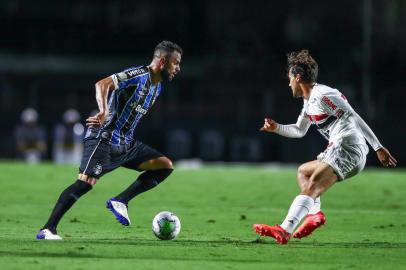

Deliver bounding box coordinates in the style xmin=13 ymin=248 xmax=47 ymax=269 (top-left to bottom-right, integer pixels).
xmin=275 ymin=84 xmax=382 ymax=151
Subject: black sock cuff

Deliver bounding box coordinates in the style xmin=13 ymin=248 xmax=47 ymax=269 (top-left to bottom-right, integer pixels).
xmin=151 ymin=168 xmax=173 ymax=179
xmin=155 ymin=168 xmax=174 ymax=174
xmin=74 ymin=180 xmax=93 ymax=195
xmin=158 ymin=168 xmax=174 ymax=173
xmin=140 ymin=168 xmax=173 ymax=184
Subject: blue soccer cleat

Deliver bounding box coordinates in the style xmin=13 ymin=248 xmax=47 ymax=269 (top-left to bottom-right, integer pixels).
xmin=106 ymin=198 xmax=131 ymax=226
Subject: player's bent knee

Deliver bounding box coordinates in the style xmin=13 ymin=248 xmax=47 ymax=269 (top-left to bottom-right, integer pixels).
xmin=300 ymin=182 xmax=321 ymax=198
xmin=298 ymin=163 xmax=313 ymax=177
xmin=78 ymin=174 xmax=98 ymax=186
xmin=161 ymin=157 xmax=174 ymax=170
xmin=297 ymin=165 xmax=311 ymax=186
xmin=297 ymin=171 xmax=307 ymax=181
xmin=298 ymin=164 xmax=306 ymax=174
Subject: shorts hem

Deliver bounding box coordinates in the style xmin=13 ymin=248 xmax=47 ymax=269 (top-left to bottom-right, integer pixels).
xmin=317 ymin=158 xmax=345 ymax=181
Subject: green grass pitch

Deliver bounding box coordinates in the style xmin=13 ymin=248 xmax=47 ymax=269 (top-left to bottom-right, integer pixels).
xmin=0 ymin=162 xmax=405 ymax=269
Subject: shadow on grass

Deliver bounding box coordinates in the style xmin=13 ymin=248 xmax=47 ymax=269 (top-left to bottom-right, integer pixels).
xmin=0 ymin=249 xmax=262 ymax=263
xmin=24 ymin=237 xmax=406 ymax=249
xmin=1 ymin=239 xmax=406 ymax=261
xmin=77 ymin=238 xmax=406 ymax=248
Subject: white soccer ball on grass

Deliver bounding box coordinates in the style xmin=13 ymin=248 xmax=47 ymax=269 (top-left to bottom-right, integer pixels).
xmin=152 ymin=211 xmax=181 ymax=240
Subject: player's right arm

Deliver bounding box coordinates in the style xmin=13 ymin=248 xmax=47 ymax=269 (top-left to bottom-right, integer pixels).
xmin=86 ymin=66 xmax=146 ymax=127
xmin=260 ymin=108 xmax=311 ymax=138
xmin=86 ymin=76 xmax=115 ymax=128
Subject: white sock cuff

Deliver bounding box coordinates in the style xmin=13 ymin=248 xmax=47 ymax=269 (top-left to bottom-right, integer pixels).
xmin=309 ymin=196 xmax=321 ymax=214
xmin=293 ymin=195 xmax=315 ymax=212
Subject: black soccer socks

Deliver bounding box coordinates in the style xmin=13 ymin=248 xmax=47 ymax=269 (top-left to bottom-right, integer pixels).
xmin=115 ymin=168 xmax=173 ymax=204
xmin=43 ymin=180 xmax=92 ymax=233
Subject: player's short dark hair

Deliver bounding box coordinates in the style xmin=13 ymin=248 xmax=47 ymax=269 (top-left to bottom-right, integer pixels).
xmin=287 ymin=50 xmax=318 ymax=83
xmin=154 ymin=40 xmax=183 ymax=58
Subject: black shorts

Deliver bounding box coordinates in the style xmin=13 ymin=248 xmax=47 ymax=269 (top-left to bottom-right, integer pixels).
xmin=79 ymin=137 xmax=164 ymax=178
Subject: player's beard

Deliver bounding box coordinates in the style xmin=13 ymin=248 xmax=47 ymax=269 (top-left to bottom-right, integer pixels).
xmin=161 ymin=68 xmax=172 ymax=82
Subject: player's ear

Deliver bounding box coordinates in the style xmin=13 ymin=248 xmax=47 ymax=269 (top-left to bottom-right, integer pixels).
xmin=296 ymin=74 xmax=301 ymax=82
xmin=158 ymin=57 xmax=167 ymax=68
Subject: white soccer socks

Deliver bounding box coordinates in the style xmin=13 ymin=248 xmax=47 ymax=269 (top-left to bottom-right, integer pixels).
xmin=281 ymin=195 xmax=315 ymax=234
xmin=309 ymin=197 xmax=321 ymax=215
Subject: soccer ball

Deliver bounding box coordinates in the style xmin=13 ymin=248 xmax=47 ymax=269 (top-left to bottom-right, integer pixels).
xmin=152 ymin=211 xmax=181 ymax=240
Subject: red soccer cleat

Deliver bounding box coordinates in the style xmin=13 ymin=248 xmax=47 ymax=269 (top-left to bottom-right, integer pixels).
xmin=253 ymin=224 xmax=291 ymax=245
xmin=293 ymin=211 xmax=326 ymax=239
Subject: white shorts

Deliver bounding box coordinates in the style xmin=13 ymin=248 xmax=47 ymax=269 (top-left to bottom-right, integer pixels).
xmin=317 ymin=142 xmax=369 ymax=180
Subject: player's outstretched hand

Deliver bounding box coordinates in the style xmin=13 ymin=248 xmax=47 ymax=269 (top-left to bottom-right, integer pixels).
xmin=260 ymin=118 xmax=278 ymax=132
xmin=86 ymin=111 xmax=108 ymax=128
xmin=376 ymin=147 xmax=397 ymax=167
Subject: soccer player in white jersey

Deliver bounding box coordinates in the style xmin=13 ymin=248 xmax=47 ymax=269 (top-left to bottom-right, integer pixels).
xmin=253 ymin=50 xmax=397 ymax=245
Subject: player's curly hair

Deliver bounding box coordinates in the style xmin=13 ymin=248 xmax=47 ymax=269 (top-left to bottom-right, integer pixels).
xmin=287 ymin=50 xmax=318 ymax=83
xmin=154 ymin=40 xmax=183 ymax=58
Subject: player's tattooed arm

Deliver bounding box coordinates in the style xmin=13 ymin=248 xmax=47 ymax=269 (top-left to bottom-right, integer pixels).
xmin=86 ymin=76 xmax=115 ymax=128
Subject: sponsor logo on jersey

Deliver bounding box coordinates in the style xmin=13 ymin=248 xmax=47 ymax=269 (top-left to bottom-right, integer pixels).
xmin=322 ymin=96 xmax=337 ymax=110
xmin=129 ymin=102 xmax=147 ymax=115
xmin=135 ymin=105 xmax=147 ymax=114
xmin=126 ymin=68 xmax=147 ymax=78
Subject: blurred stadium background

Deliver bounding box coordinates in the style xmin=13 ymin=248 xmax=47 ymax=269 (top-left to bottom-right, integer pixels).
xmin=1 ymin=0 xmax=405 ymax=166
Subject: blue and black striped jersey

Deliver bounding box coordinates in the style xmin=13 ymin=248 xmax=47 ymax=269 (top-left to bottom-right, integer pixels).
xmin=88 ymin=66 xmax=162 ymax=145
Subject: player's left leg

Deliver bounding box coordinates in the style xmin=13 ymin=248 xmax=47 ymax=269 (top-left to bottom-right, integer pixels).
xmin=37 ymin=176 xmax=96 ymax=240
xmin=297 ymin=160 xmax=323 ymax=213
xmin=281 ymin=162 xmax=337 ymax=233
xmin=106 ymin=141 xmax=173 ymax=226
xmin=293 ymin=160 xmax=326 ymax=239
xmin=254 ymin=162 xmax=337 ymax=244
xmin=293 ymin=143 xmax=368 ymax=239
xmin=37 ymin=137 xmax=112 ymax=240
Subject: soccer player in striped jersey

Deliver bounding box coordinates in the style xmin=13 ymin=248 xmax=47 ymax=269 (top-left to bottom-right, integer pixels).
xmin=253 ymin=50 xmax=397 ymax=244
xmin=37 ymin=41 xmax=182 ymax=240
